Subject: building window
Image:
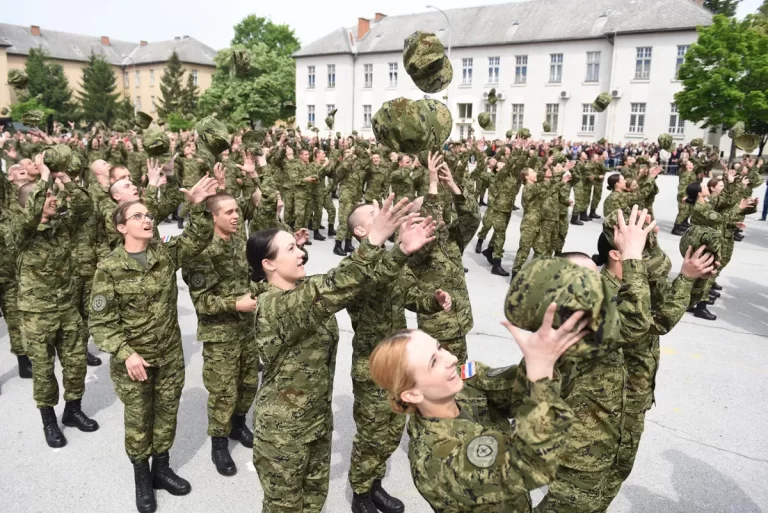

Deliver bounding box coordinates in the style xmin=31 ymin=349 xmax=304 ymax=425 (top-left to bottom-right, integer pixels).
xmin=192 ymin=70 xmax=198 ymax=86
xmin=635 ymin=47 xmax=652 ymax=79
xmin=669 ymin=103 xmax=685 ymax=135
xmin=511 ymin=104 xmax=524 ymax=131
xmin=308 ymin=105 xmax=315 ymax=126
xmin=327 ymin=65 xmax=336 ymax=88
xmin=135 ymin=96 xmax=142 ymax=111
xmin=150 ymin=96 xmax=156 ymax=112
xmin=149 ymin=70 xmax=155 ymax=86
xmin=488 ymin=57 xmax=500 ymax=84
xmin=549 ymin=53 xmax=563 ymax=83
xmin=135 ymin=71 xmax=140 ymax=88
xmin=458 ymin=103 xmax=473 ymax=119
xmin=308 ymin=66 xmax=316 ymax=89
xmin=629 ymin=103 xmax=646 ymax=133
xmin=484 ymin=103 xmax=497 ymax=127
xmin=123 ymin=71 xmax=129 ymax=88
xmin=586 ymin=51 xmax=600 ymax=82
xmin=459 ymin=124 xmax=466 ymax=139
xmin=515 ymin=55 xmax=527 ymax=84
xmin=327 ymin=104 xmax=335 ymax=114
xmin=388 ymin=62 xmax=398 ymax=87
xmin=462 ymin=58 xmax=473 ymax=85
xmin=545 ymin=104 xmax=559 ymax=132
xmin=363 ymin=105 xmax=372 ymax=128
xmin=581 ymin=104 xmax=595 ymax=132
xmin=364 ymin=64 xmax=373 ymax=88
xmin=676 ymin=45 xmax=689 ymax=75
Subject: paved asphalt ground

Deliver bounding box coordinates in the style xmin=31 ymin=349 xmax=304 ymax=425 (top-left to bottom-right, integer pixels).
xmin=0 ymin=174 xmax=767 ymax=513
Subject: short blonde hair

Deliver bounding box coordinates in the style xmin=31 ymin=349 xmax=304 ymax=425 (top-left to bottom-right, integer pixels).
xmin=369 ymin=329 xmax=417 ymax=414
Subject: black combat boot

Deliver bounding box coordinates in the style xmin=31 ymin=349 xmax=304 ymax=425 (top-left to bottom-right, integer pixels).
xmin=40 ymin=407 xmax=67 ymax=448
xmin=475 ymin=238 xmax=484 ymax=253
xmin=133 ymin=460 xmax=157 ymax=513
xmin=308 ymin=221 xmax=314 ymax=231
xmin=151 ymin=452 xmax=191 ymax=495
xmin=86 ymin=351 xmax=102 ymax=366
xmin=734 ymin=232 xmax=744 ymax=242
xmin=589 ymin=210 xmax=601 ymax=220
xmin=371 ymin=479 xmax=405 ymax=513
xmin=211 ymin=437 xmax=237 ymax=477
xmin=62 ymin=399 xmax=99 ymax=432
xmin=579 ymin=211 xmax=591 ymax=222
xmin=229 ymin=415 xmax=253 ymax=448
xmin=313 ymin=230 xmax=326 ymax=241
xmin=328 ymin=225 xmax=337 ymax=238
xmin=671 ymin=224 xmax=686 ymax=236
xmin=512 ymin=205 xmax=520 ymax=211
xmin=17 ymin=354 xmax=32 ymax=378
xmin=571 ymin=213 xmax=584 ymax=226
xmin=351 ymin=492 xmax=378 ymax=513
xmin=479 ymin=199 xmax=487 ymax=206
xmin=709 ymin=288 xmax=721 ymax=299
xmin=481 ymin=246 xmax=494 ymax=265
xmin=712 ymin=282 xmax=723 ymax=291
xmin=333 ymin=240 xmax=346 ymax=256
xmin=344 ymin=239 xmax=355 ymax=253
xmin=491 ymin=259 xmax=510 ymax=277
xmin=691 ymin=302 xmax=717 ymax=321
xmin=681 ymin=219 xmax=690 ymax=229
xmin=177 ymin=217 xmax=184 ymax=229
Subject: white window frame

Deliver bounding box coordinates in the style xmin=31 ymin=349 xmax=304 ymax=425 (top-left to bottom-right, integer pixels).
xmin=192 ymin=70 xmax=198 ymax=86
xmin=149 ymin=70 xmax=155 ymax=87
xmin=586 ymin=51 xmax=600 ymax=82
xmin=364 ymin=64 xmax=373 ymax=88
xmin=669 ymin=103 xmax=685 ymax=135
xmin=484 ymin=102 xmax=497 ymax=127
xmin=327 ymin=65 xmax=336 ymax=88
xmin=581 ymin=104 xmax=595 ymax=132
xmin=135 ymin=96 xmax=142 ymax=111
xmin=515 ymin=55 xmax=527 ymax=84
xmin=388 ymin=62 xmax=398 ymax=87
xmin=549 ymin=53 xmax=563 ymax=83
xmin=327 ymin=104 xmax=335 ymax=114
xmin=308 ymin=105 xmax=315 ymax=126
xmin=150 ymin=96 xmax=156 ymax=112
xmin=308 ymin=66 xmax=316 ymax=89
xmin=135 ymin=70 xmax=140 ymax=88
xmin=458 ymin=103 xmax=473 ymax=119
xmin=629 ymin=103 xmax=646 ymax=133
xmin=123 ymin=71 xmax=129 ymax=88
xmin=545 ymin=104 xmax=559 ymax=132
xmin=635 ymin=47 xmax=652 ymax=80
xmin=461 ymin=58 xmax=473 ymax=85
xmin=488 ymin=57 xmax=500 ymax=84
xmin=363 ymin=105 xmax=372 ymax=128
xmin=676 ymin=45 xmax=689 ymax=75
xmin=511 ymin=104 xmax=524 ymax=131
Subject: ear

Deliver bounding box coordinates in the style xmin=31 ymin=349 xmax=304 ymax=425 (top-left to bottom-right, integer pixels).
xmin=400 ymin=388 xmax=424 ymax=406
xmin=609 ymin=249 xmax=622 ymax=262
xmin=353 ymin=226 xmax=367 ymax=239
xmin=261 ymin=258 xmax=276 ymax=275
xmin=116 ymin=223 xmax=128 ymax=235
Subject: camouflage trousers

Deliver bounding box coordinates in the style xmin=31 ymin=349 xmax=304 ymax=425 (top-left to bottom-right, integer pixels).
xmin=253 ymin=430 xmax=332 ymax=513
xmin=532 ymin=219 xmax=559 ymax=258
xmin=512 ymin=219 xmax=540 ymax=273
xmin=556 ymin=209 xmax=570 ymax=254
xmin=574 ymin=182 xmax=591 ymax=214
xmin=312 ymin=187 xmax=336 ymax=229
xmin=0 ymin=282 xmax=25 ymax=356
xmin=477 ymin=207 xmax=496 ymax=240
xmin=489 ymin=210 xmax=513 ymax=260
xmin=600 ymin=408 xmax=647 ymax=509
xmin=202 ymin=338 xmax=260 ymax=437
xmin=294 ymin=189 xmax=313 ymax=230
xmin=475 ymin=181 xmax=488 ymax=204
xmin=111 ymin=349 xmax=185 ymax=463
xmin=72 ymin=273 xmax=95 ymax=329
xmin=674 ymin=197 xmax=691 ymax=225
xmin=281 ymin=188 xmax=296 ymax=227
xmin=20 ymin=307 xmax=86 ymax=408
xmin=335 ymin=186 xmax=361 ymax=241
xmin=589 ymin=182 xmax=604 ymax=214
xmin=349 ymin=378 xmax=405 ymax=494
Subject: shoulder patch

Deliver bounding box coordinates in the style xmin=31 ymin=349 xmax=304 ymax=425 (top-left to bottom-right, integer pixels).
xmin=162 ymin=235 xmax=172 ymax=243
xmin=486 ymin=365 xmax=513 ymax=378
xmin=466 ymin=435 xmax=499 ymax=469
xmin=91 ymin=294 xmax=107 ymax=312
xmin=190 ymin=272 xmax=206 ymax=289
xmin=461 ymin=361 xmax=476 ymax=380
xmin=708 ymin=212 xmax=718 ymax=220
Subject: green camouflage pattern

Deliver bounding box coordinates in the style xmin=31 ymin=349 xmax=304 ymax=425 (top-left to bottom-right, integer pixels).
xmin=8 ymin=68 xmax=29 ymax=88
xmin=135 ymin=111 xmax=153 ymax=130
xmin=478 ymin=112 xmax=494 ymax=131
xmin=143 ymin=128 xmax=170 ymax=156
xmin=403 ymin=31 xmax=453 ymax=94
xmin=372 ymin=98 xmax=430 ymax=153
xmin=196 ymin=116 xmax=231 ymax=155
xmin=43 ymin=144 xmax=73 ymax=172
xmin=592 ymin=92 xmax=612 ymax=113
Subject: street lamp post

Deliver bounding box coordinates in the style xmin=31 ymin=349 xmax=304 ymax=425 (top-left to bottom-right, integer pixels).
xmin=426 ymin=5 xmax=452 ymax=135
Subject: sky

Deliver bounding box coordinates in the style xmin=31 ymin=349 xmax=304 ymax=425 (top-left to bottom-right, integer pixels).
xmin=1 ymin=0 xmax=764 ymax=51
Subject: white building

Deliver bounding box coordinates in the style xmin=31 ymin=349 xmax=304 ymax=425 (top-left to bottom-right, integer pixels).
xmin=293 ymin=0 xmax=721 ymax=148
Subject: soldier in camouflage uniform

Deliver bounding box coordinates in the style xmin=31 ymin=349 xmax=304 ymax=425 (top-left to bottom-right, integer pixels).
xmin=89 ymin=175 xmax=218 ymax=513
xmin=123 ymin=139 xmax=148 ymax=187
xmin=182 ymin=189 xmax=260 ymax=477
xmin=532 ymin=164 xmax=570 ymax=259
xmin=555 ymin=162 xmax=576 ymax=254
xmin=408 ymin=154 xmax=480 ymax=364
xmin=389 ymin=154 xmax=414 ymax=205
xmin=178 ymin=141 xmax=206 ymax=228
xmin=477 ymin=160 xmax=518 ymax=277
xmin=511 ymin=168 xmax=548 ymax=278
xmin=16 ymin=155 xmax=99 ymax=448
xmin=672 ymin=159 xmax=698 ymax=235
xmin=312 ymin=149 xmax=337 ymax=239
xmin=586 ymin=152 xmax=606 ymax=220
xmin=571 ymin=152 xmax=590 ymax=225
xmin=247 ymin=196 xmax=435 ymax=513
xmin=333 ymin=146 xmax=367 ymax=256
xmin=368 ymin=319 xmax=579 ymax=513
xmin=469 ymin=141 xmax=489 ymax=205
xmin=364 ymin=152 xmax=389 ymax=206
xmin=293 ymin=148 xmax=321 ymax=241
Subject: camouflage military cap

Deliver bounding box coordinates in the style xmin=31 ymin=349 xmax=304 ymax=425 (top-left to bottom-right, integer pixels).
xmin=156 ymin=118 xmax=167 ymax=127
xmin=357 ymin=139 xmax=370 ymax=150
xmin=242 ymin=129 xmax=266 ymax=145
xmin=658 ymin=133 xmax=674 ymax=151
xmin=477 ymin=112 xmax=494 ymax=131
xmin=505 ymin=130 xmax=513 ymax=138
xmin=196 ymin=142 xmax=216 ymax=170
xmin=135 ymin=111 xmax=153 ymax=130
xmin=112 ymin=119 xmax=130 ymax=133
xmin=679 ymin=225 xmax=723 ymax=263
xmin=506 ymin=257 xmax=621 ymax=362
xmin=352 ymin=130 xmax=358 ymax=136
xmin=282 ymin=101 xmax=296 ymax=115
xmin=325 ymin=108 xmax=338 ymax=129
xmin=403 ymin=31 xmax=453 ymax=94
xmin=690 ymin=138 xmax=703 ymax=148
xmin=143 ymin=128 xmax=170 ymax=156
xmin=196 ymin=115 xmax=231 ymax=155
xmin=487 ymin=88 xmax=498 ymax=105
xmin=8 ymin=69 xmax=29 ymax=89
xmin=66 ymin=151 xmax=83 ymax=179
xmin=415 ymin=99 xmax=452 ymax=148
xmin=43 ymin=144 xmax=73 ymax=173
xmin=542 ymin=121 xmax=552 ymax=133
xmin=735 ymin=134 xmax=760 ymax=153
xmin=185 ymin=113 xmax=196 ymax=122
xmin=517 ymin=128 xmax=531 ymax=140
xmin=230 ymin=49 xmax=251 ymax=78
xmin=0 ymin=107 xmax=8 ymax=115
xmin=593 ymin=92 xmax=612 ymax=113
xmin=336 ymin=132 xmax=341 ymax=139
xmin=14 ymin=88 xmax=31 ymax=102
xmin=372 ymin=98 xmax=430 ymax=153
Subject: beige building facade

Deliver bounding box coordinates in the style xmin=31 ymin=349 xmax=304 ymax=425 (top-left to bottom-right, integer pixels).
xmin=0 ymin=24 xmax=217 ymax=116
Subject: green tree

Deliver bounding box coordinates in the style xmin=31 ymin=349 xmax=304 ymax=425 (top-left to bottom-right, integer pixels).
xmin=114 ymin=97 xmax=136 ymax=122
xmin=703 ymin=0 xmax=741 ymax=17
xmin=25 ymin=48 xmax=80 ymax=122
xmin=158 ymin=51 xmax=185 ymax=117
xmin=10 ymin=98 xmax=55 ymax=128
xmin=78 ymin=53 xmax=120 ymax=124
xmin=180 ymin=72 xmax=199 ymax=115
xmin=232 ymin=15 xmax=300 ymax=58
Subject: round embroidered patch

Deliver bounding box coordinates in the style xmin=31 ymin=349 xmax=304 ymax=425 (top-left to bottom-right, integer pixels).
xmin=92 ymin=294 xmax=107 ymax=312
xmin=190 ymin=273 xmax=206 ymax=288
xmin=709 ymin=212 xmax=719 ymax=220
xmin=466 ymin=435 xmax=498 ymax=468
xmin=486 ymin=365 xmax=513 ymax=378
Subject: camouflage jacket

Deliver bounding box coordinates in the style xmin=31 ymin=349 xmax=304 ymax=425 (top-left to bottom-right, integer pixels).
xmin=364 ymin=163 xmax=388 ymax=202
xmin=407 ymin=362 xmax=572 ymax=513
xmin=602 ymin=180 xmax=656 ymax=218
xmin=89 ymin=203 xmax=214 ymax=366
xmin=183 ymin=234 xmax=253 ymax=343
xmin=677 ymin=169 xmax=698 ymax=198
xmin=408 ymin=190 xmax=480 ymax=340
xmin=70 ymin=185 xmax=111 ymax=275
xmin=489 ymin=165 xmax=518 ymax=213
xmin=15 ymin=179 xmax=93 ymax=313
xmin=251 ymin=240 xmax=409 ymax=444
xmin=389 ymin=165 xmax=414 ymax=201
xmin=181 ymin=157 xmax=205 ymax=189
xmin=124 ymin=150 xmax=148 ymax=185
xmin=0 ymin=208 xmax=18 ymax=286
xmin=519 ymin=181 xmax=550 ymax=227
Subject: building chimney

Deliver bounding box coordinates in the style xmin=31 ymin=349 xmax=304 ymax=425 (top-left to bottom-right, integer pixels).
xmin=101 ymin=36 xmax=111 ymax=46
xmin=358 ymin=18 xmax=370 ymax=40
xmin=174 ymin=36 xmax=181 ymax=40
xmin=30 ymin=25 xmax=41 ymax=37
xmin=140 ymin=40 xmax=148 ymax=47
xmin=375 ymin=13 xmax=387 ymax=22
xmin=183 ymin=35 xmax=189 ymax=39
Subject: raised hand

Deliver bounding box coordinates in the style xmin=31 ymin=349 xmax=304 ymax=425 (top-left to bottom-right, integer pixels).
xmin=181 ymin=174 xmax=219 ymax=204
xmin=35 ymin=152 xmax=50 ymax=182
xmin=237 ymin=154 xmax=257 ymax=176
xmin=213 ymin=162 xmax=226 ymax=189
xmin=613 ymin=205 xmax=656 ymax=260
xmin=681 ymin=246 xmax=717 ymax=280
xmin=368 ymin=193 xmax=417 ymax=247
xmin=397 ymin=215 xmax=437 ymax=255
xmin=146 ymin=158 xmax=162 ymax=186
xmin=294 ymin=228 xmax=310 ymax=247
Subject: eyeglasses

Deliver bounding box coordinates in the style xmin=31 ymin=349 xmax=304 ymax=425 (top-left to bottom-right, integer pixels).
xmin=126 ymin=212 xmax=155 ymax=223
